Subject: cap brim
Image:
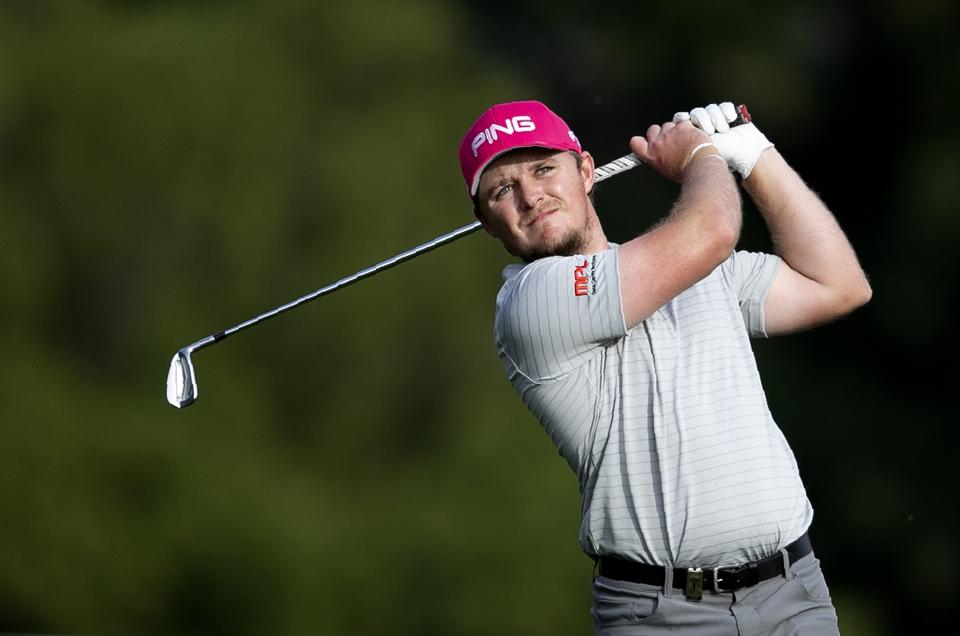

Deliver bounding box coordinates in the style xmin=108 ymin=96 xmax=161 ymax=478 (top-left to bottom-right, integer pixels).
xmin=469 ymin=142 xmax=573 ymax=197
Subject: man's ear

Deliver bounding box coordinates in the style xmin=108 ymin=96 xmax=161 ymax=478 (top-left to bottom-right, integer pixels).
xmin=580 ymin=151 xmax=596 ymax=195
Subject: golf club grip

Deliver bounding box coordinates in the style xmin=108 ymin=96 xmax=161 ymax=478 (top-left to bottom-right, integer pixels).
xmin=593 ymin=104 xmax=751 ymax=181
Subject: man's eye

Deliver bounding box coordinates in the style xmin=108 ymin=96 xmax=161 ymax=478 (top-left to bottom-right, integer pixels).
xmin=535 ymin=165 xmax=554 ymax=175
xmin=495 ymin=184 xmax=512 ymax=199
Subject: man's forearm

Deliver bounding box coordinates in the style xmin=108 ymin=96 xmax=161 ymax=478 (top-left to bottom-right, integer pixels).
xmin=617 ymin=137 xmax=742 ymax=327
xmin=675 ymin=153 xmax=743 ymax=242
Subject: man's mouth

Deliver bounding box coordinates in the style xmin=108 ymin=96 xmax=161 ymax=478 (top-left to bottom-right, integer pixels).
xmin=527 ymin=209 xmax=558 ymax=227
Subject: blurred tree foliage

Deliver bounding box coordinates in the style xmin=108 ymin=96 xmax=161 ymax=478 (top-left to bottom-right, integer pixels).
xmin=0 ymin=0 xmax=956 ymax=634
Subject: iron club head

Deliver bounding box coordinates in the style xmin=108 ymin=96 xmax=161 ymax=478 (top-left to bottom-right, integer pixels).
xmin=166 ymin=348 xmax=198 ymax=408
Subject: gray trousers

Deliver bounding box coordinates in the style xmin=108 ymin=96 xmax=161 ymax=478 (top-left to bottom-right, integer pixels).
xmin=591 ymin=552 xmax=840 ymax=635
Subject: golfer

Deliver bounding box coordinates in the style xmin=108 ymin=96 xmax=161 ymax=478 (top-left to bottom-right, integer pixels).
xmin=458 ymin=100 xmax=871 ymax=634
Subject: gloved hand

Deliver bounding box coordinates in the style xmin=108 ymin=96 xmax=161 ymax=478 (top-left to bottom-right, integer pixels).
xmin=673 ymin=102 xmax=773 ymax=179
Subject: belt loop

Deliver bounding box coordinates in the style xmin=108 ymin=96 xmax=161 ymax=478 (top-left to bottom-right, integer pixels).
xmin=662 ymin=566 xmax=674 ymax=597
xmin=780 ymin=548 xmax=794 ymax=580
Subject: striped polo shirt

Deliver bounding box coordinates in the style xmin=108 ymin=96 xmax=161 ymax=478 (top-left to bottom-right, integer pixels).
xmin=494 ymin=246 xmax=813 ymax=567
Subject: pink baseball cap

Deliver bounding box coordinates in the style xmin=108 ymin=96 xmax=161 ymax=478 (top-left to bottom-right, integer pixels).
xmin=458 ymin=100 xmax=582 ymax=197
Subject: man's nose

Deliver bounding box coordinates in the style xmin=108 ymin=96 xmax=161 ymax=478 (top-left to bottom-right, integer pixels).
xmin=516 ymin=178 xmax=543 ymax=210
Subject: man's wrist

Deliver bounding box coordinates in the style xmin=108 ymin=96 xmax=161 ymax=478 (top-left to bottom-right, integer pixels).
xmin=741 ymin=146 xmax=780 ymax=190
xmin=683 ymin=142 xmax=726 ymax=175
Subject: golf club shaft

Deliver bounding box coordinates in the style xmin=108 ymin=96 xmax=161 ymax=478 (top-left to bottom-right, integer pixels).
xmin=183 ymin=151 xmax=649 ymax=354
xmin=209 ymin=220 xmax=483 ymax=348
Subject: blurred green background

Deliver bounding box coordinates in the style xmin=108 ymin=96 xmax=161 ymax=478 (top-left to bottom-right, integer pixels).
xmin=1 ymin=1 xmax=956 ymax=634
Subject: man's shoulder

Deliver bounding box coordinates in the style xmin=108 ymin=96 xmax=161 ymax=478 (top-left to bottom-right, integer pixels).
xmin=495 ymin=257 xmax=570 ymax=326
xmin=500 ymin=255 xmax=570 ymax=282
xmin=500 ymin=262 xmax=527 ymax=285
xmin=498 ymin=256 xmax=566 ymax=299
xmin=500 ymin=249 xmax=619 ymax=285
xmin=495 ymin=249 xmax=623 ymax=329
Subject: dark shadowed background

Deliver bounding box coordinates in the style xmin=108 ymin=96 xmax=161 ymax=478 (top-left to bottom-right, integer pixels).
xmin=1 ymin=1 xmax=957 ymax=634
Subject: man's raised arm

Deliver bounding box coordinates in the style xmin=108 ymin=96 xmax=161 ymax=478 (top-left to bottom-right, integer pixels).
xmin=744 ymin=150 xmax=872 ymax=334
xmin=678 ymin=102 xmax=872 ymax=335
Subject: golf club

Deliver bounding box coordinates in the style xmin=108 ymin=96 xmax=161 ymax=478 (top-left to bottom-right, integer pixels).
xmin=166 ymin=104 xmax=751 ymax=408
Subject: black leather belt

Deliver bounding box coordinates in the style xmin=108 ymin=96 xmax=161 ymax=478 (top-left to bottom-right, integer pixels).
xmin=597 ymin=532 xmax=813 ymax=600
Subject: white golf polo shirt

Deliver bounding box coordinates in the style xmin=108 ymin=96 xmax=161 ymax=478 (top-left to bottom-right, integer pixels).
xmin=494 ymin=246 xmax=813 ymax=567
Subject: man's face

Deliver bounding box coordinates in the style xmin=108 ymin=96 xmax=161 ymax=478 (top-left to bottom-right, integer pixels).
xmin=475 ymin=148 xmax=597 ymax=262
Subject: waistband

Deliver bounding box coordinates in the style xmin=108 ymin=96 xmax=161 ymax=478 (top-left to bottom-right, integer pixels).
xmin=597 ymin=532 xmax=813 ymax=600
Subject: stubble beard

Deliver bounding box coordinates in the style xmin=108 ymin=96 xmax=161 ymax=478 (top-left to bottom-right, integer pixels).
xmin=518 ymin=230 xmax=586 ymax=262
xmin=517 ymin=216 xmax=593 ymax=263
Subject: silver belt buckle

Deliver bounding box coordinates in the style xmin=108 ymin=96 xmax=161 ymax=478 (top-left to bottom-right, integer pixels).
xmin=713 ymin=566 xmax=723 ymax=594
xmin=685 ymin=567 xmax=703 ymax=601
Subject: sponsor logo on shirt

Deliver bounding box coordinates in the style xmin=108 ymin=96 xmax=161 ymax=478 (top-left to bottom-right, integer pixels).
xmin=573 ymin=255 xmax=598 ymax=297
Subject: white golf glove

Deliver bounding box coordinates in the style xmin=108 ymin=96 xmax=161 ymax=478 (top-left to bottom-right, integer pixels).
xmin=673 ymin=102 xmax=773 ymax=179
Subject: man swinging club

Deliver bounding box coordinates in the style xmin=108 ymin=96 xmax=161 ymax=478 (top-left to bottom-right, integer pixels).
xmin=458 ymin=100 xmax=871 ymax=634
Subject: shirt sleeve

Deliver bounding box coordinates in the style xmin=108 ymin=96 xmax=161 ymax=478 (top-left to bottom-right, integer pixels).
xmin=720 ymin=250 xmax=782 ymax=338
xmin=495 ymin=248 xmax=627 ymax=383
